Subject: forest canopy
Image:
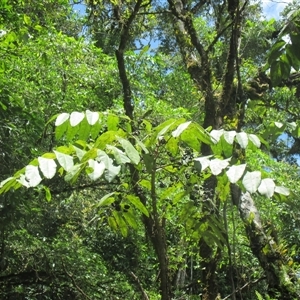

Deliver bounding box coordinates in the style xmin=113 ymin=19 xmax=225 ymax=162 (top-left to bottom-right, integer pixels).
xmin=1 ymin=0 xmax=300 ymax=299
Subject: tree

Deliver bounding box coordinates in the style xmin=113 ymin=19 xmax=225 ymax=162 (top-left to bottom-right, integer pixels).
xmin=1 ymin=0 xmax=300 ymax=299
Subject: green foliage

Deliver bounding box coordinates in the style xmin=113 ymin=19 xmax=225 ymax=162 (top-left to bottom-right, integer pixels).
xmin=2 ymin=1 xmax=300 ymax=299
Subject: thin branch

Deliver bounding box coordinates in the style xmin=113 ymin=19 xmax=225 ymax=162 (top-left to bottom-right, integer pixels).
xmin=191 ymin=0 xmax=207 ymax=14
xmin=222 ymin=276 xmax=266 ymax=300
xmin=130 ymin=271 xmax=150 ymax=300
xmin=137 ymin=10 xmax=170 ymax=15
xmin=50 ymin=181 xmax=118 ymax=195
xmin=207 ymin=19 xmax=233 ymax=53
xmin=61 ymin=259 xmax=92 ymax=300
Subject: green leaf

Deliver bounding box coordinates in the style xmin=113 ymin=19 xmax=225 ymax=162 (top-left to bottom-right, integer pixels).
xmin=81 ymin=148 xmax=98 ymax=162
xmin=172 ymin=191 xmax=187 ymax=204
xmin=107 ymin=114 xmax=119 ymax=131
xmin=123 ymin=209 xmax=138 ymax=229
xmin=126 ymin=194 xmax=149 ymax=217
xmin=95 ymin=130 xmax=124 ymax=149
xmin=64 ymin=164 xmax=83 ymax=183
xmin=139 ymin=44 xmax=150 ymax=57
xmin=90 ymin=121 xmax=102 ymax=139
xmin=112 ymin=210 xmax=128 ymax=237
xmin=38 ymin=157 xmax=57 ymax=179
xmin=54 ymin=150 xmax=74 ymax=172
xmin=106 ymin=145 xmax=131 ymax=164
xmin=181 ymin=123 xmax=212 ymax=150
xmin=117 ymin=137 xmax=140 ymax=165
xmin=286 ymin=43 xmax=300 ymax=71
xmin=267 ymin=39 xmax=285 ymax=64
xmin=242 ymin=171 xmax=261 ymax=193
xmin=55 ymin=118 xmax=69 ymax=140
xmin=139 ymin=179 xmax=151 ymax=190
xmin=290 ymin=33 xmax=300 ymax=48
xmin=77 ymin=117 xmax=90 ymax=141
xmin=108 ymin=215 xmax=118 ymax=231
xmin=166 ymin=137 xmax=178 ymax=156
xmin=41 ymin=153 xmax=56 ymax=159
xmin=87 ymin=159 xmax=105 ymax=180
xmin=134 ymin=137 xmax=149 ymax=154
xmin=226 ymin=164 xmax=246 ymax=183
xmin=23 ymin=14 xmax=31 ymax=25
xmin=97 ymin=192 xmax=115 ymax=207
xmin=217 ymin=174 xmax=230 ymax=201
xmin=142 ymin=119 xmax=152 ymax=132
xmin=73 ymin=146 xmax=87 ymax=161
xmin=66 ymin=122 xmax=79 ymax=141
xmin=255 ymin=290 xmax=264 ymax=300
xmin=143 ymin=153 xmax=154 ymax=173
xmin=172 ymin=121 xmax=191 ymax=137
xmin=43 ymin=186 xmax=52 ymax=201
xmin=0 ymin=177 xmax=17 ymax=194
xmin=258 ymin=178 xmax=275 ymax=198
xmin=270 ymin=57 xmax=291 ymax=86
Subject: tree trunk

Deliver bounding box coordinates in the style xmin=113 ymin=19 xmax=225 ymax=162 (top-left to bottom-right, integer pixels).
xmin=231 ymin=185 xmax=300 ymax=299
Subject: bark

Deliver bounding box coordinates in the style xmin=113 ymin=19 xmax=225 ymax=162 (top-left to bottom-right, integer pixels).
xmin=114 ymin=1 xmax=172 ymax=299
xmin=231 ymin=185 xmax=300 ymax=299
xmin=168 ymin=2 xmax=222 ymax=297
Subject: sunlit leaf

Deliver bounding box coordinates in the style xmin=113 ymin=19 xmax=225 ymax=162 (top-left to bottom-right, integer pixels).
xmin=54 ymin=150 xmax=74 ymax=171
xmin=97 ymin=192 xmax=115 ymax=207
xmin=117 ymin=137 xmax=140 ymax=165
xmin=107 ymin=145 xmax=131 ymax=164
xmin=38 ymin=157 xmax=57 ymax=179
xmin=126 ymin=194 xmax=149 ymax=217
xmin=70 ymin=112 xmax=85 ymax=127
xmin=172 ymin=121 xmax=191 ymax=137
xmin=104 ymin=161 xmax=121 ymax=183
xmin=242 ymin=171 xmax=261 ymax=193
xmin=64 ymin=164 xmax=83 ymax=183
xmin=55 ymin=113 xmax=69 ymax=126
xmin=248 ymin=134 xmax=261 ymax=148
xmin=107 ymin=114 xmax=119 ymax=131
xmin=209 ymin=158 xmax=230 ymax=175
xmin=25 ymin=165 xmax=42 ymax=187
xmin=236 ymin=132 xmax=248 ymax=148
xmin=86 ymin=110 xmax=99 ymax=125
xmin=224 ymin=131 xmax=236 ymax=144
xmin=226 ymin=164 xmax=246 ymax=183
xmin=87 ymin=159 xmax=105 ymax=180
xmin=274 ymin=186 xmax=289 ymax=196
xmin=210 ymin=129 xmax=224 ymax=144
xmin=258 ymin=178 xmax=275 ymax=198
xmin=194 ymin=155 xmax=213 ymax=172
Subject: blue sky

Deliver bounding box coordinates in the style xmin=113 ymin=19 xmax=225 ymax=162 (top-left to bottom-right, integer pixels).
xmin=74 ymin=1 xmax=290 ymax=19
xmin=262 ymin=0 xmax=292 ymax=19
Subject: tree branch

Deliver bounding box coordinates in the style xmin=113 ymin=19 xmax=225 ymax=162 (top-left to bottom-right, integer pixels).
xmin=130 ymin=271 xmax=150 ymax=300
xmin=62 ymin=259 xmax=92 ymax=300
